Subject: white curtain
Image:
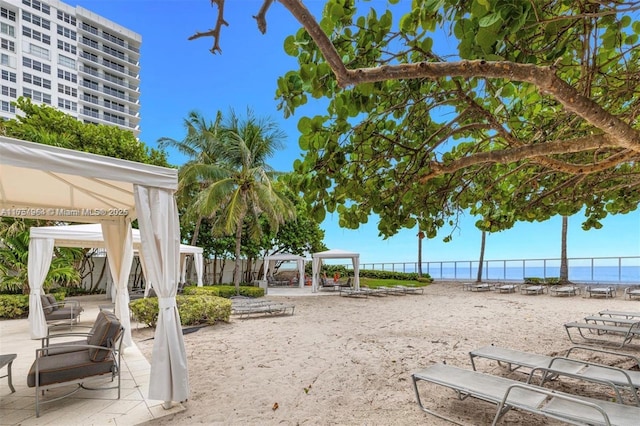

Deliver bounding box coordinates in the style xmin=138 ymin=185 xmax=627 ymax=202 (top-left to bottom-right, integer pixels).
xmin=27 ymin=237 xmax=54 ymax=339
xmin=137 ymin=252 xmax=153 ymax=297
xmin=101 ymin=220 xmax=134 ymax=348
xmin=352 ymin=256 xmax=360 ymax=290
xmin=134 ymin=185 xmax=189 ymax=404
xmin=194 ymin=253 xmax=203 ymax=287
xmin=311 ymin=256 xmax=322 ymax=292
xmin=180 ymin=253 xmax=187 ymax=284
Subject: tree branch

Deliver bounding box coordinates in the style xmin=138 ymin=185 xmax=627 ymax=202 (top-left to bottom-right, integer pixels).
xmin=188 ymin=0 xmax=228 ymax=54
xmin=419 ymin=134 xmax=621 ymax=183
xmin=253 ymin=0 xmax=275 ymax=34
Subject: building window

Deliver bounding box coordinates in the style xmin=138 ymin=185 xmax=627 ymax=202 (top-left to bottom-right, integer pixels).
xmin=57 ymin=40 xmax=76 ymax=54
xmin=23 ymin=88 xmax=51 ymax=104
xmin=58 ymin=83 xmax=77 ymax=97
xmin=81 ymin=23 xmax=98 ymax=35
xmin=0 ymin=22 xmax=15 ymax=37
xmin=81 ymin=50 xmax=98 ymax=63
xmin=0 ymin=53 xmax=15 ymax=68
xmin=82 ymin=92 xmax=98 ymax=104
xmin=1 ymin=100 xmax=16 ymax=113
xmin=58 ymin=98 xmax=77 ymax=112
xmin=22 ymin=0 xmax=50 ymax=15
xmin=104 ymin=98 xmax=125 ymax=112
xmin=102 ymin=31 xmax=125 ymax=47
xmin=22 ymin=11 xmax=50 ymax=30
xmin=1 ymin=7 xmax=16 ymax=22
xmin=56 ymin=10 xmax=76 ymax=26
xmin=82 ymin=105 xmax=99 ymax=118
xmin=27 ymin=43 xmax=49 ymax=60
xmin=1 ymin=85 xmax=17 ymax=98
xmin=1 ymin=38 xmax=15 ymax=52
xmin=57 ymin=24 xmax=76 ymax=41
xmin=22 ymin=26 xmax=51 ymax=45
xmin=83 ymin=78 xmax=98 ymax=91
xmin=103 ymin=44 xmax=125 ymax=60
xmin=23 ymin=57 xmax=51 ymax=73
xmin=58 ymin=54 xmax=76 ymax=69
xmin=102 ymin=58 xmax=125 ymax=74
xmin=81 ymin=35 xmax=98 ymax=49
xmin=103 ymin=111 xmax=125 ymax=125
xmin=23 ymin=72 xmax=50 ymax=89
xmin=57 ymin=68 xmax=77 ymax=83
xmin=1 ymin=69 xmax=16 ymax=82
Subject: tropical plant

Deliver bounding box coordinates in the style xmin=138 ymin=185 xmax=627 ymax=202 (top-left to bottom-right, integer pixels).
xmin=160 ymin=109 xmax=296 ymax=293
xmin=0 ymin=219 xmax=81 ymax=294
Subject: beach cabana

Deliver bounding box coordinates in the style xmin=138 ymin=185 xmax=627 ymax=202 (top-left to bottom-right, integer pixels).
xmin=30 ymin=223 xmax=204 ymax=292
xmin=311 ymin=249 xmax=360 ymax=292
xmin=0 ymin=136 xmax=188 ymax=407
xmin=262 ymin=253 xmax=306 ymax=288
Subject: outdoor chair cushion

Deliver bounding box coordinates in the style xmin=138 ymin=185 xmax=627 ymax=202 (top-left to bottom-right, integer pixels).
xmin=46 ymin=295 xmax=58 ymax=310
xmin=40 ymin=295 xmax=54 ymax=315
xmin=87 ymin=311 xmax=121 ymax=361
xmin=27 ymin=349 xmax=115 ymax=388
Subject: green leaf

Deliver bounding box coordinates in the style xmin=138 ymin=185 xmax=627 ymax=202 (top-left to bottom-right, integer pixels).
xmin=478 ymin=13 xmax=502 ymax=28
xmin=283 ymin=35 xmax=297 ymax=56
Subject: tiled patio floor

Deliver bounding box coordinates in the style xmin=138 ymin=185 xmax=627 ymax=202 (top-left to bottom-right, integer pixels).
xmin=0 ymin=295 xmax=184 ymax=425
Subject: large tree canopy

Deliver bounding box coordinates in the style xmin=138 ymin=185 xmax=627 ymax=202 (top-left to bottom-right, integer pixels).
xmin=198 ymin=0 xmax=640 ymax=240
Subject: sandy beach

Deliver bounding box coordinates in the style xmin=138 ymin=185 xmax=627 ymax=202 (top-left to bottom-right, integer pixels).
xmin=134 ymin=282 xmax=640 ymax=425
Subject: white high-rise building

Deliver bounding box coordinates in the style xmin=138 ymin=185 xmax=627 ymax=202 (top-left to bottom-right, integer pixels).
xmin=0 ymin=0 xmax=141 ymax=137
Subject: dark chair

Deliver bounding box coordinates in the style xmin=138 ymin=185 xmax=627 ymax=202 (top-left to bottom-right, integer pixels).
xmin=40 ymin=294 xmax=83 ymax=327
xmin=27 ymin=310 xmax=123 ymax=417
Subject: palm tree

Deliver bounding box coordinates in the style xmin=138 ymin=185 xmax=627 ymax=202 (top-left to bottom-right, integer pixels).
xmin=162 ymin=109 xmax=295 ymax=293
xmin=559 ymin=216 xmax=569 ymax=283
xmin=158 ymin=111 xmax=224 ymax=249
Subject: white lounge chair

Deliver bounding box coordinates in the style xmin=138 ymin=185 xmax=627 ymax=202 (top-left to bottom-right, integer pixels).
xmin=469 ymin=344 xmax=640 ymax=405
xmin=412 ymin=363 xmax=640 ymax=425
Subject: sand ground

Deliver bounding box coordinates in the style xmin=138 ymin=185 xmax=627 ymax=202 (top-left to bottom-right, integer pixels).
xmin=134 ymin=282 xmax=640 ymax=425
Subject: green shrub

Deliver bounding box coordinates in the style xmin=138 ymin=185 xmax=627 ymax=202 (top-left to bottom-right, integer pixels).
xmin=524 ymin=277 xmax=543 ymax=284
xmin=544 ymin=277 xmax=560 ymax=285
xmin=0 ymin=294 xmax=29 ymax=319
xmin=129 ymin=294 xmax=232 ymax=327
xmin=359 ymin=269 xmax=431 ymax=282
xmin=183 ymin=285 xmax=264 ymax=298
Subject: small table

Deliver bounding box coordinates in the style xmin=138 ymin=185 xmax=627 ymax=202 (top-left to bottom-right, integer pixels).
xmin=0 ymin=353 xmax=17 ymax=393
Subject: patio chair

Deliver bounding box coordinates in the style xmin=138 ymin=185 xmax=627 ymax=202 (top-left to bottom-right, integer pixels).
xmin=27 ymin=310 xmax=123 ymax=417
xmin=495 ymin=283 xmax=519 ymax=293
xmin=412 ymin=363 xmax=640 ymax=425
xmin=230 ymin=297 xmax=295 ymax=318
xmin=40 ymin=294 xmax=83 ymax=327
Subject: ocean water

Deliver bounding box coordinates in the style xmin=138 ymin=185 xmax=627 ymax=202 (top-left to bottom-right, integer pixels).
xmin=359 ymin=260 xmax=640 ymax=284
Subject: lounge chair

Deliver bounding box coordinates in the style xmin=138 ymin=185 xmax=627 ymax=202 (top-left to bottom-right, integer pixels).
xmin=585 ymin=285 xmax=617 ymax=298
xmin=394 ymin=285 xmax=425 ymax=295
xmin=40 ymin=294 xmax=83 ymax=327
xmin=599 ymin=310 xmax=640 ymax=319
xmin=339 ymin=286 xmax=370 ymax=298
xmin=469 ymin=344 xmax=640 ymax=405
xmin=624 ymin=286 xmax=640 ymax=300
xmin=412 ymin=363 xmax=640 ymax=425
xmin=495 ymin=283 xmax=519 ymax=293
xmin=520 ymin=283 xmax=547 ymax=295
xmin=266 ymin=275 xmax=290 ymax=287
xmin=463 ymin=282 xmax=493 ymax=292
xmin=549 ymin=285 xmax=581 ymax=297
xmin=564 ymin=320 xmax=640 ymax=348
xmin=27 ymin=310 xmax=123 ymax=417
xmin=230 ymin=297 xmax=295 ymax=318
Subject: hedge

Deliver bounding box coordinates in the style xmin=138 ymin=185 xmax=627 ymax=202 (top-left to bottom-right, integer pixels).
xmin=129 ymin=294 xmax=232 ymax=327
xmin=183 ymin=285 xmax=265 ymax=298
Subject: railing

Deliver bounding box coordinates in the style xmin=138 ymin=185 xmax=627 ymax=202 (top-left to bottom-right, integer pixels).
xmin=357 ymin=256 xmax=640 ymax=284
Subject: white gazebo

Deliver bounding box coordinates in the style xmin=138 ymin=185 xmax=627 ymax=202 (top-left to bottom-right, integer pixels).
xmin=0 ymin=136 xmax=188 ymax=407
xmin=311 ymin=249 xmax=360 ymax=292
xmin=30 ymin=222 xmax=204 ymax=290
xmin=262 ymin=253 xmax=306 ymax=288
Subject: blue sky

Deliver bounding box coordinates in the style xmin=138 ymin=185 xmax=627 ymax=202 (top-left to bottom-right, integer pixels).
xmin=72 ymin=0 xmax=640 ymax=264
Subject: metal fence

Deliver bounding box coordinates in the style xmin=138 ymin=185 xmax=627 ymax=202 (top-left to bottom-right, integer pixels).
xmin=357 ymin=256 xmax=640 ymax=284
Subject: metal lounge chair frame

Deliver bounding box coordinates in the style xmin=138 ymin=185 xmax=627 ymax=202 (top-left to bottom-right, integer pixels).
xmin=550 ymin=285 xmax=581 ymax=297
xmin=412 ymin=363 xmax=640 ymax=425
xmin=469 ymin=344 xmax=640 ymax=406
xmin=564 ymin=320 xmax=640 ymax=348
xmin=585 ymin=285 xmax=617 ymax=298
xmin=230 ymin=297 xmax=295 ymax=318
